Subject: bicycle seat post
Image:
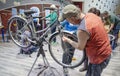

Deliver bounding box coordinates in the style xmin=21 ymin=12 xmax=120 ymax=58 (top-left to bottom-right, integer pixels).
xmin=37 ymin=45 xmax=45 ymax=57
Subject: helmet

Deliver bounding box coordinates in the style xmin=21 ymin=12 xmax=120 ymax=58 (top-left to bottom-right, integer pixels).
xmin=50 ymin=4 xmax=57 ymax=10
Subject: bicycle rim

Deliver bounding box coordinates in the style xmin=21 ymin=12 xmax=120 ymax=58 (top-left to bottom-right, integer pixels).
xmin=49 ymin=31 xmax=86 ymax=68
xmin=8 ymin=16 xmax=32 ymax=48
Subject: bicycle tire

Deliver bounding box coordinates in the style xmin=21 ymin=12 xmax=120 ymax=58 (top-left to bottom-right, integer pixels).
xmin=48 ymin=31 xmax=86 ymax=68
xmin=8 ymin=16 xmax=33 ymax=48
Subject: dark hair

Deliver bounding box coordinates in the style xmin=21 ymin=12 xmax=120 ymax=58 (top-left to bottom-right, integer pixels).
xmin=96 ymin=9 xmax=101 ymax=16
xmin=103 ymin=11 xmax=109 ymax=15
xmin=88 ymin=7 xmax=97 ymax=14
xmin=88 ymin=7 xmax=101 ymax=16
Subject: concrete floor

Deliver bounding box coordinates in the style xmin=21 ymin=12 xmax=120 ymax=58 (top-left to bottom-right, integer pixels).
xmin=0 ymin=39 xmax=120 ymax=76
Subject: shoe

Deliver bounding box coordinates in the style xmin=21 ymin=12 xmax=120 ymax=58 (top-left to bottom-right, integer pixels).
xmin=79 ymin=67 xmax=87 ymax=72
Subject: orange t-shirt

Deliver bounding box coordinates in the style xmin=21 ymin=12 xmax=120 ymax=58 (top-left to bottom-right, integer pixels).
xmin=78 ymin=13 xmax=112 ymax=64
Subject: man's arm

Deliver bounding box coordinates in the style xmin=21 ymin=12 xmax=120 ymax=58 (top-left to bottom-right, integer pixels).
xmin=62 ymin=30 xmax=89 ymax=50
xmin=107 ymin=23 xmax=114 ymax=33
xmin=108 ymin=15 xmax=116 ymax=33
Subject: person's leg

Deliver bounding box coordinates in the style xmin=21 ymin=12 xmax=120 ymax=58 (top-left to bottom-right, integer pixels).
xmin=86 ymin=55 xmax=111 ymax=76
xmin=33 ymin=22 xmax=41 ymax=37
xmin=79 ymin=57 xmax=88 ymax=72
xmin=112 ymin=29 xmax=119 ymax=50
xmin=62 ymin=35 xmax=75 ymax=64
xmin=62 ymin=41 xmax=75 ymax=64
xmin=1 ymin=28 xmax=5 ymax=42
xmin=62 ymin=37 xmax=75 ymax=76
xmin=6 ymin=29 xmax=10 ymax=42
xmin=51 ymin=27 xmax=56 ymax=42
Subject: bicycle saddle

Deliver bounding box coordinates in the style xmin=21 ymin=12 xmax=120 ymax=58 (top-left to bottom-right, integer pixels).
xmin=24 ymin=10 xmax=36 ymax=16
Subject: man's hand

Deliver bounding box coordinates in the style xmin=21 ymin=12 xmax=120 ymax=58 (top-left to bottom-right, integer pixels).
xmin=40 ymin=17 xmax=45 ymax=20
xmin=62 ymin=36 xmax=69 ymax=42
xmin=107 ymin=29 xmax=110 ymax=33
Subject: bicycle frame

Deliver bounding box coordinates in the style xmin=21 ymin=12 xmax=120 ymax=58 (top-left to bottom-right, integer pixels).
xmin=21 ymin=14 xmax=59 ymax=45
xmin=25 ymin=14 xmax=58 ymax=36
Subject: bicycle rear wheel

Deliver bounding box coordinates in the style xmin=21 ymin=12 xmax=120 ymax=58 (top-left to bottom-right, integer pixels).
xmin=48 ymin=31 xmax=86 ymax=68
xmin=8 ymin=16 xmax=33 ymax=48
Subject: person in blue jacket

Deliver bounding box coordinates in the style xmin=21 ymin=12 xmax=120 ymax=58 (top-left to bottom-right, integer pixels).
xmin=60 ymin=20 xmax=78 ymax=33
xmin=60 ymin=20 xmax=78 ymax=76
xmin=30 ymin=6 xmax=41 ymax=32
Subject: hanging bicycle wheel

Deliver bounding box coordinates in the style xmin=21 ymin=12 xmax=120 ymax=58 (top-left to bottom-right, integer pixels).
xmin=8 ymin=16 xmax=33 ymax=48
xmin=48 ymin=31 xmax=86 ymax=68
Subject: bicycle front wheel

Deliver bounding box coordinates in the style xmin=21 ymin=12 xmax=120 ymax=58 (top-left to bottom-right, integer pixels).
xmin=48 ymin=31 xmax=86 ymax=68
xmin=8 ymin=16 xmax=33 ymax=48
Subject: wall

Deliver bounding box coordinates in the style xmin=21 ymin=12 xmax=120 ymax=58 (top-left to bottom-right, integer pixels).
xmin=73 ymin=2 xmax=83 ymax=11
xmin=0 ymin=3 xmax=58 ymax=34
xmin=83 ymin=0 xmax=120 ymax=14
xmin=116 ymin=2 xmax=120 ymax=14
xmin=0 ymin=10 xmax=11 ymax=35
xmin=0 ymin=0 xmax=71 ymax=10
xmin=72 ymin=0 xmax=84 ymax=2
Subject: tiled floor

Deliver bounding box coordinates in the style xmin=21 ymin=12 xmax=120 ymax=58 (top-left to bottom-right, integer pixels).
xmin=0 ymin=39 xmax=120 ymax=76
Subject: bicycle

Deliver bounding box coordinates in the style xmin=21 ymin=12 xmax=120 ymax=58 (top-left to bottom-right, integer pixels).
xmin=8 ymin=9 xmax=86 ymax=75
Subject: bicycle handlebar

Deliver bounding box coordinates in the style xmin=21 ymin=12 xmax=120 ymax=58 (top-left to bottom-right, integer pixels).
xmin=33 ymin=16 xmax=42 ymax=19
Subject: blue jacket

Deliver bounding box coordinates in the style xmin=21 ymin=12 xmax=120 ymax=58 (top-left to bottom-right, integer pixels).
xmin=60 ymin=20 xmax=78 ymax=32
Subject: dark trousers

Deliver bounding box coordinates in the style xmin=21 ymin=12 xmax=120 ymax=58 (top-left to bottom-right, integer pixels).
xmin=111 ymin=23 xmax=120 ymax=50
xmin=1 ymin=28 xmax=5 ymax=42
xmin=34 ymin=22 xmax=42 ymax=37
xmin=62 ymin=42 xmax=75 ymax=64
xmin=51 ymin=27 xmax=56 ymax=42
xmin=62 ymin=36 xmax=75 ymax=65
xmin=111 ymin=29 xmax=119 ymax=50
xmin=50 ymin=20 xmax=59 ymax=42
xmin=86 ymin=55 xmax=111 ymax=76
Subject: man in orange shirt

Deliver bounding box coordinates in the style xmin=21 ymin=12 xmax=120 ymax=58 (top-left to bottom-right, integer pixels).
xmin=60 ymin=4 xmax=112 ymax=76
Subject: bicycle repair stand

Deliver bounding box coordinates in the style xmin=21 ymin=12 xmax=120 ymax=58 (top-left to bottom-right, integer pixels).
xmin=27 ymin=39 xmax=61 ymax=76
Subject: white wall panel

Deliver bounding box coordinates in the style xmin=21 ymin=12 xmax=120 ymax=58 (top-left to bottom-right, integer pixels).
xmin=83 ymin=0 xmax=120 ymax=14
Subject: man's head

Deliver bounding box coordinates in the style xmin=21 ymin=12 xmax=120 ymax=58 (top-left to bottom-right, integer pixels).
xmin=88 ymin=7 xmax=101 ymax=16
xmin=102 ymin=11 xmax=109 ymax=18
xmin=60 ymin=4 xmax=81 ymax=24
xmin=88 ymin=7 xmax=97 ymax=14
xmin=50 ymin=4 xmax=57 ymax=10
